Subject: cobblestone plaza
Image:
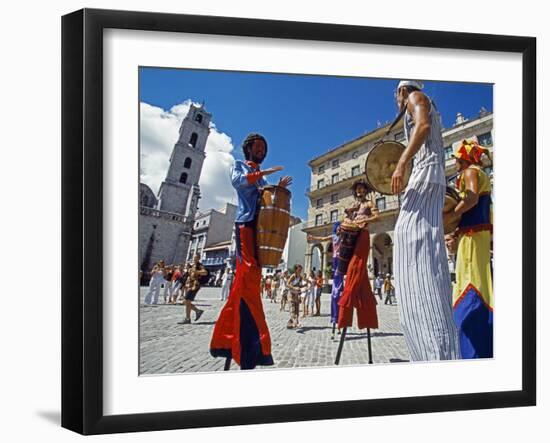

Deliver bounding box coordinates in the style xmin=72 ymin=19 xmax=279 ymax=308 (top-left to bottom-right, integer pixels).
xmin=139 ymin=286 xmax=410 ymax=374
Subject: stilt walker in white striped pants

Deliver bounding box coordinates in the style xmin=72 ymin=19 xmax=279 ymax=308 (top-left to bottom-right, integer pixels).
xmin=391 ymin=80 xmax=460 ymax=361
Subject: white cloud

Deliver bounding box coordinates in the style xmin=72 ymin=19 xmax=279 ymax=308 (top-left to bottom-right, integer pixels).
xmin=140 ymin=100 xmax=237 ymax=213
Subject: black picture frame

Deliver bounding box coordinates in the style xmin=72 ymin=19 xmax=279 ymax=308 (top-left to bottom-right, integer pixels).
xmin=61 ymin=8 xmax=536 ymax=435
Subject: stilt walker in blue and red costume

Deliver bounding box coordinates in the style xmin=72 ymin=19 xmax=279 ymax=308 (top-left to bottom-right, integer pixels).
xmin=307 ymin=221 xmax=343 ymax=339
xmin=210 ymin=134 xmax=292 ymax=369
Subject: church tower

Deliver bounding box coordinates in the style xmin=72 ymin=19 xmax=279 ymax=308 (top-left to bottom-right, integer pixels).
xmin=157 ymin=104 xmax=211 ymax=215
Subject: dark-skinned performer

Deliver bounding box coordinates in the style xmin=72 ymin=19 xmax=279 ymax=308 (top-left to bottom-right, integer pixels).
xmin=210 ymin=133 xmax=292 ymax=369
xmin=391 ymin=80 xmax=461 ymax=361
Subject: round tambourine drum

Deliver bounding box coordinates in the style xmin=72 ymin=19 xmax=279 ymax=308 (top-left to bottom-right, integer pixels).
xmin=364 ymin=140 xmax=412 ymax=195
xmin=256 ymin=185 xmax=291 ymax=267
xmin=443 ymin=186 xmax=462 ymax=234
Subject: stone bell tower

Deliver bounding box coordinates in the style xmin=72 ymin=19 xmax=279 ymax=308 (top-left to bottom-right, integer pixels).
xmin=157 ymin=103 xmax=211 ymax=215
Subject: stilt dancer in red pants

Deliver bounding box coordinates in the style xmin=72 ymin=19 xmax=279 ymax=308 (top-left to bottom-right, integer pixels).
xmin=210 ymin=134 xmax=292 ymax=370
xmin=335 ymin=180 xmax=380 ymax=365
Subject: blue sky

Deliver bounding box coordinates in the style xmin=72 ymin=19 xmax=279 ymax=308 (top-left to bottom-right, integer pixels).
xmin=139 ymin=67 xmax=493 ymax=220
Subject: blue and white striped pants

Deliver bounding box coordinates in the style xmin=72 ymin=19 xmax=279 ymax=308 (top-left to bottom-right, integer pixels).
xmin=393 ymin=179 xmax=461 ymax=361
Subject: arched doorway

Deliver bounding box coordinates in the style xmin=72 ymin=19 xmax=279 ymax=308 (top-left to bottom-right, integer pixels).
xmin=311 ymin=243 xmax=323 ymax=274
xmin=372 ymin=233 xmax=393 ymax=277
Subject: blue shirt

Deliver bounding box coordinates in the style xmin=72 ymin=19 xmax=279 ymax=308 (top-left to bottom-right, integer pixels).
xmin=232 ymin=160 xmax=267 ymax=223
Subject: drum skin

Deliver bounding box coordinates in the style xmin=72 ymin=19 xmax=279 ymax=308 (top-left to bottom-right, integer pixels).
xmin=256 ymin=186 xmax=291 ymax=267
xmin=364 ymin=141 xmax=412 ymax=195
xmin=443 ymin=186 xmax=461 ymax=234
xmin=336 ymin=223 xmax=361 ymax=275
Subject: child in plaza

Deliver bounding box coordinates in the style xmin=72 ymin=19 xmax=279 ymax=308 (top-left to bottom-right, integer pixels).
xmin=304 ymin=271 xmax=315 ymax=317
xmin=169 ymin=265 xmax=183 ymax=304
xmin=265 ymin=276 xmax=272 ymax=300
xmin=286 ymin=265 xmax=306 ymax=329
xmin=162 ymin=265 xmax=174 ymax=304
xmin=383 ymin=274 xmax=395 ymax=305
xmin=374 ymin=274 xmax=384 ymax=301
xmin=280 ymin=270 xmax=289 ymax=311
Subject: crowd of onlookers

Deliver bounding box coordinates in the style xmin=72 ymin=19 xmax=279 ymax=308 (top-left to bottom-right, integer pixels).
xmin=140 ymin=261 xmax=233 ymax=305
xmin=258 ymin=268 xmax=324 ymax=329
xmin=141 ymin=260 xmax=193 ymax=305
xmin=141 ymin=259 xmax=396 ymax=329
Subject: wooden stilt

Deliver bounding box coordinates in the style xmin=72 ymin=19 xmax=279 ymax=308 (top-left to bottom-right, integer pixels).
xmin=334 ymin=327 xmax=348 ymax=365
xmin=223 ymin=356 xmax=232 ymax=371
xmin=331 ymin=322 xmax=336 ymax=340
xmin=367 ymin=328 xmax=373 ymax=364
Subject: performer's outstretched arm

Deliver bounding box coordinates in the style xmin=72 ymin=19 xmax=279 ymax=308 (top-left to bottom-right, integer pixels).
xmin=231 ymin=162 xmax=284 ymax=188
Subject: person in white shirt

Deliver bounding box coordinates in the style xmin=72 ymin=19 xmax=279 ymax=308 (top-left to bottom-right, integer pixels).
xmin=220 ymin=267 xmax=233 ymax=301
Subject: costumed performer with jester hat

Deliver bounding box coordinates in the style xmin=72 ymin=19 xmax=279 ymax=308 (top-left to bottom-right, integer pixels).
xmin=210 ymin=133 xmax=292 ymax=369
xmin=444 ymin=138 xmax=493 ymax=358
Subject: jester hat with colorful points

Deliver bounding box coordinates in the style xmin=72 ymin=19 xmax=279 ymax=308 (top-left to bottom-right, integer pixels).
xmin=453 ymin=138 xmax=489 ymax=165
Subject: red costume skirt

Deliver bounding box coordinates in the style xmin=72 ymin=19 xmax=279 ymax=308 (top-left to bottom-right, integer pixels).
xmin=210 ymin=223 xmax=274 ymax=369
xmin=337 ymin=229 xmax=378 ymax=330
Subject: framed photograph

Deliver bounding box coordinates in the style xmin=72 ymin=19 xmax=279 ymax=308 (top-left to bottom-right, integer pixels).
xmin=62 ymin=8 xmax=536 ymax=435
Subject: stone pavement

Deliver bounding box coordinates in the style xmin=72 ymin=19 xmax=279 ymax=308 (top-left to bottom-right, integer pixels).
xmin=139 ymin=286 xmax=410 ymax=374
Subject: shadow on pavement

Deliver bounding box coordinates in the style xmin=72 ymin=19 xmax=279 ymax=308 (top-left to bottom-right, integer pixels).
xmin=344 ymin=331 xmax=404 ymax=341
xmin=295 ymin=325 xmax=332 ymax=334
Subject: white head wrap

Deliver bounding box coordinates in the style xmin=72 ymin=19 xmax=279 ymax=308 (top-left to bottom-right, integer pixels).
xmin=397 ymin=80 xmax=424 ymax=90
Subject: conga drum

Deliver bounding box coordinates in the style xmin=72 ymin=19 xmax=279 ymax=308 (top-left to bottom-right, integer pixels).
xmin=364 ymin=140 xmax=412 ymax=195
xmin=443 ymin=186 xmax=461 ymax=234
xmin=256 ymin=185 xmax=291 ymax=267
xmin=336 ymin=222 xmax=361 ymax=275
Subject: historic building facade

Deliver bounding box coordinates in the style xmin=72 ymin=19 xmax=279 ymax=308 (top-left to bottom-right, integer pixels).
xmin=186 ymin=203 xmax=238 ymax=272
xmin=139 ymin=104 xmax=212 ymax=277
xmin=303 ymin=108 xmax=494 ymax=278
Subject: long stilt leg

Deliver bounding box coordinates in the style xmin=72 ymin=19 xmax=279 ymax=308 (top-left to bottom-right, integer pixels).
xmin=367 ymin=328 xmax=373 ymax=364
xmin=224 ymin=356 xmax=232 ymax=371
xmin=335 ymin=327 xmax=348 ymax=365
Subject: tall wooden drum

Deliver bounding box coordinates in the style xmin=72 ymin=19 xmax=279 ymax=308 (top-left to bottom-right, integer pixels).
xmin=364 ymin=140 xmax=412 ymax=195
xmin=336 ymin=222 xmax=361 ymax=275
xmin=256 ymin=185 xmax=291 ymax=267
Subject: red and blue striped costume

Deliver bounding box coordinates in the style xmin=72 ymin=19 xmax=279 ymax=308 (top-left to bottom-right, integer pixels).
xmin=210 ymin=160 xmax=274 ymax=369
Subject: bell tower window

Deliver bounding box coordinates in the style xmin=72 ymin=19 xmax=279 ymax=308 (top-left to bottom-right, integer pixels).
xmin=184 ymin=157 xmax=192 ymax=168
xmin=179 ymin=172 xmax=188 ymax=184
xmin=189 ymin=133 xmax=198 ymax=148
xmin=195 ymin=114 xmax=203 ymax=123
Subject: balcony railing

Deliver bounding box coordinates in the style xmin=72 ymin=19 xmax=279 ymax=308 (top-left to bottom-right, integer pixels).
xmin=303 ymin=199 xmax=400 ymax=230
xmin=202 ymin=257 xmax=228 ymax=266
xmin=306 ymin=167 xmax=365 ymax=195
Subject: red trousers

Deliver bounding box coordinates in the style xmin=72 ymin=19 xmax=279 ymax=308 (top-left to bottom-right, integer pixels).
xmin=210 ymin=224 xmax=273 ymax=368
xmin=338 ymin=229 xmax=379 ymax=330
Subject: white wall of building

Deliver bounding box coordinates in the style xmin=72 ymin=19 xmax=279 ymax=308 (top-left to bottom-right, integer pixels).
xmin=281 ymin=222 xmax=307 ymax=271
